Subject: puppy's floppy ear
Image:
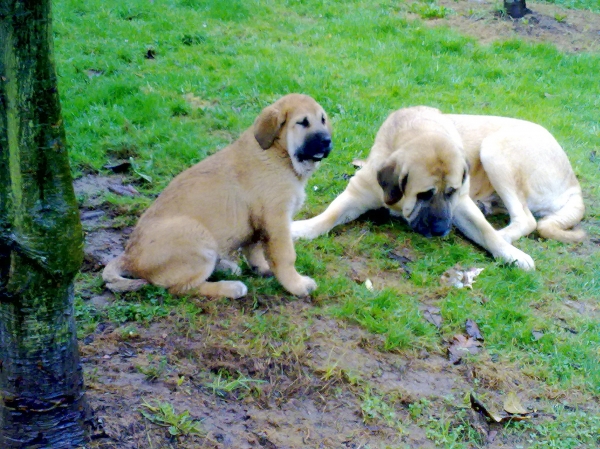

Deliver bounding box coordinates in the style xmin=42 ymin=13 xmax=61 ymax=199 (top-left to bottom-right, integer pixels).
xmin=377 ymin=161 xmax=406 ymax=206
xmin=254 ymin=105 xmax=286 ymax=149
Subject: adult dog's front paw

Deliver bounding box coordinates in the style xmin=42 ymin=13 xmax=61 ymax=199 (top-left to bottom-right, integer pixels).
xmin=291 ymin=220 xmax=320 ymax=240
xmin=498 ymin=245 xmax=535 ymax=271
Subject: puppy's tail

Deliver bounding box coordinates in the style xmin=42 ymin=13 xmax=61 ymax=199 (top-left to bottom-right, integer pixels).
xmin=537 ymin=191 xmax=586 ymax=243
xmin=102 ymin=255 xmax=148 ymax=292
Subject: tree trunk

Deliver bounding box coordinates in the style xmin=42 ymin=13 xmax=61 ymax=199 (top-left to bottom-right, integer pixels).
xmin=0 ymin=0 xmax=89 ymax=447
xmin=504 ymin=0 xmax=528 ymax=18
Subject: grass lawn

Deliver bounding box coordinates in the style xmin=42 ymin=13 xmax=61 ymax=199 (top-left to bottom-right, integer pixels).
xmin=55 ymin=0 xmax=600 ymax=447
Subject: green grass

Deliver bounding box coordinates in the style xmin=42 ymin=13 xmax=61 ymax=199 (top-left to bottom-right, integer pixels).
xmin=542 ymin=0 xmax=600 ymax=13
xmin=59 ymin=0 xmax=600 ymax=446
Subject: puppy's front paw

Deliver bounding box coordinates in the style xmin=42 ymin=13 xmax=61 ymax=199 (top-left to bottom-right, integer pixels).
xmin=220 ymin=281 xmax=248 ymax=299
xmin=285 ymin=275 xmax=317 ymax=296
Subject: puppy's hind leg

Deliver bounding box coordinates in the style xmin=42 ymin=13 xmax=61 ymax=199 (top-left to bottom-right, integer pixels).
xmin=168 ymin=247 xmax=248 ymax=299
xmin=144 ymin=219 xmax=248 ymax=299
xmin=292 ymin=167 xmax=383 ymax=240
xmin=243 ymin=242 xmax=272 ymax=276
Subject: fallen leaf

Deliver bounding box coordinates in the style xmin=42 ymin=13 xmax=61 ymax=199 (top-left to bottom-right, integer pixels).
xmin=462 ymin=267 xmax=484 ymax=288
xmin=470 ymin=393 xmax=534 ymax=424
xmin=532 ymin=330 xmax=544 ymax=341
xmin=108 ymin=184 xmax=139 ymax=197
xmin=387 ymin=250 xmax=412 ymax=278
xmin=465 ymin=319 xmax=484 ymax=341
xmin=387 ymin=251 xmax=412 ymax=264
xmin=364 ymin=279 xmax=374 ymax=291
xmin=423 ymin=307 xmax=442 ymax=329
xmin=448 ymin=334 xmax=482 ymax=364
xmin=470 ymin=393 xmax=503 ymax=423
xmin=440 ymin=265 xmax=484 ymax=289
xmin=503 ymin=392 xmax=528 ymax=415
xmin=103 ymin=160 xmax=131 ymax=173
xmin=129 ymin=157 xmax=153 ymax=183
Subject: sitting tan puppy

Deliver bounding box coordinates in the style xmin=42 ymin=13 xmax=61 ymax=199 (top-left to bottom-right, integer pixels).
xmin=292 ymin=106 xmax=585 ymax=269
xmin=103 ymin=94 xmax=332 ymax=298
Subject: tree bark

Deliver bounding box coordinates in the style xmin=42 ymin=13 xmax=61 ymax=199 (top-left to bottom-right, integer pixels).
xmin=0 ymin=0 xmax=89 ymax=447
xmin=504 ymin=0 xmax=528 ymax=18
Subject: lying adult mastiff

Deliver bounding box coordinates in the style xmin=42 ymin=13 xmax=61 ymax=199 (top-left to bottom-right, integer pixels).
xmin=103 ymin=93 xmax=332 ymax=298
xmin=292 ymin=106 xmax=585 ymax=270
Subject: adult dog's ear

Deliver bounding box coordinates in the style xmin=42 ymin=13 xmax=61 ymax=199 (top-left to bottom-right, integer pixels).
xmin=377 ymin=161 xmax=406 ymax=206
xmin=254 ymin=105 xmax=286 ymax=149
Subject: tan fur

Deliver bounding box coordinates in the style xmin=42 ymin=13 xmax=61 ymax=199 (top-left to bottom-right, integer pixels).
xmin=292 ymin=106 xmax=585 ymax=270
xmin=103 ymin=94 xmax=332 ymax=298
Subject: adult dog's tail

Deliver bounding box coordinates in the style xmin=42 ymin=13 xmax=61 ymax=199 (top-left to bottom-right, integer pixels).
xmin=537 ymin=191 xmax=586 ymax=243
xmin=102 ymin=255 xmax=148 ymax=292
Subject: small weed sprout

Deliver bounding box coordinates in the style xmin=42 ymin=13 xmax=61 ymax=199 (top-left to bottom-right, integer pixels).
xmin=137 ymin=355 xmax=168 ymax=382
xmin=360 ymin=388 xmax=404 ymax=433
xmin=408 ymin=397 xmax=431 ymax=420
xmin=206 ymin=370 xmax=265 ymax=398
xmin=554 ymin=13 xmax=567 ymax=23
xmin=140 ymin=400 xmax=204 ymax=437
xmin=409 ymin=1 xmax=451 ymax=19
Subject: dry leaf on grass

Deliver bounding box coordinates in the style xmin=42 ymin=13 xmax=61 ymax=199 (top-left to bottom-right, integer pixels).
xmin=465 ymin=319 xmax=484 ymax=342
xmin=503 ymin=392 xmax=528 ymax=415
xmin=448 ymin=334 xmax=482 ymax=364
xmin=470 ymin=393 xmax=533 ymax=424
xmin=423 ymin=307 xmax=442 ymax=329
xmin=364 ymin=279 xmax=374 ymax=291
xmin=440 ymin=265 xmax=484 ymax=289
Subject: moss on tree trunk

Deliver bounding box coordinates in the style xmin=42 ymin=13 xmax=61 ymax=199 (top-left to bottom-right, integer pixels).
xmin=0 ymin=0 xmax=89 ymax=446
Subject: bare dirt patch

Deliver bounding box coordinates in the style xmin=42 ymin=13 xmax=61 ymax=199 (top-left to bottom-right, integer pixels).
xmin=408 ymin=0 xmax=600 ymax=52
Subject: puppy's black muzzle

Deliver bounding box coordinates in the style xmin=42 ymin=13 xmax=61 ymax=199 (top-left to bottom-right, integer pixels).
xmin=296 ymin=132 xmax=332 ymax=162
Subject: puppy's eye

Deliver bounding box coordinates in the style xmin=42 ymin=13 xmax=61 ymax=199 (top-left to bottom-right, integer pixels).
xmin=417 ymin=189 xmax=435 ymax=202
xmin=321 ymin=115 xmax=326 ymax=125
xmin=445 ymin=187 xmax=456 ymax=197
xmin=297 ymin=118 xmax=310 ymax=128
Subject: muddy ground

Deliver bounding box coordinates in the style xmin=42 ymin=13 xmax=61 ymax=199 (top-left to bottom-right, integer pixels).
xmin=76 ymin=3 xmax=599 ymax=448
xmin=412 ymin=0 xmax=600 ymax=53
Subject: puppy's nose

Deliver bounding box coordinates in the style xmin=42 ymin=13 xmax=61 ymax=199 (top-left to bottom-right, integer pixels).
xmin=321 ymin=136 xmax=332 ymax=148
